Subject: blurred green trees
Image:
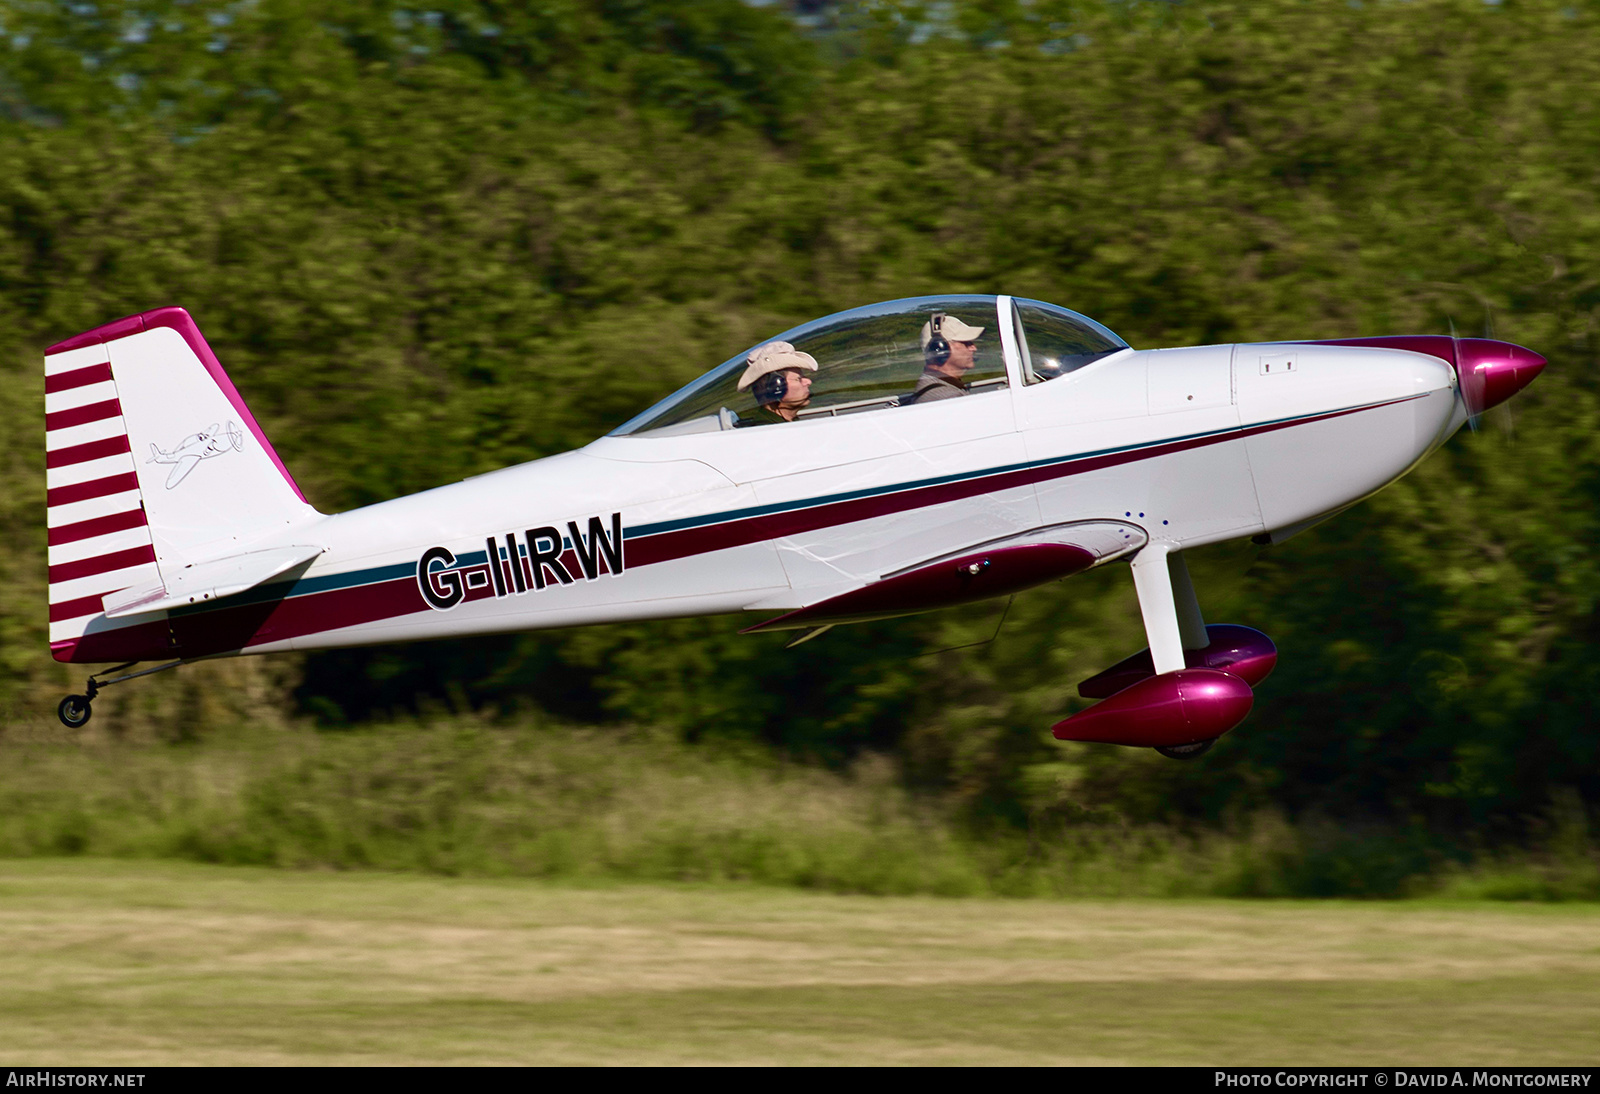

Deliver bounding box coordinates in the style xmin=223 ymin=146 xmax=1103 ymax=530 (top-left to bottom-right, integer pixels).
xmin=2 ymin=0 xmax=1597 ymax=851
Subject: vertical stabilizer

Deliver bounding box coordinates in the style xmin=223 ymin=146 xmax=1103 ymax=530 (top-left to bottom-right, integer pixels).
xmin=45 ymin=308 xmax=318 ymax=662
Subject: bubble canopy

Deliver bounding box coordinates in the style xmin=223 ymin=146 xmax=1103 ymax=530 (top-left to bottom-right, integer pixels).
xmin=609 ymin=295 xmax=1128 ymax=437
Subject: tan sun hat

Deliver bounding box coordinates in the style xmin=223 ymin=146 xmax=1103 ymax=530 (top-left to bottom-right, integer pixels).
xmin=736 ymin=341 xmax=819 ymax=391
xmin=920 ymin=314 xmax=985 ymax=349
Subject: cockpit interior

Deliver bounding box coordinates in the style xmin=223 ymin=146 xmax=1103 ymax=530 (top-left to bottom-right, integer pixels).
xmin=610 ymin=295 xmax=1128 ymax=437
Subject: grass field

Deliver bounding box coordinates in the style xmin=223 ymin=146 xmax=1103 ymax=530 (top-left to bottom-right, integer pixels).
xmin=1 ymin=860 xmax=1597 ymax=1065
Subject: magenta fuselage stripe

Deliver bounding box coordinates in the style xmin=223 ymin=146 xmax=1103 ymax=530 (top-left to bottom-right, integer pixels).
xmin=166 ymin=574 xmax=426 ymax=658
xmin=46 ymin=435 xmax=131 ymax=468
xmin=47 ymin=507 xmax=146 ymax=546
xmin=59 ymin=394 xmax=1426 ymax=664
xmin=49 ymin=544 xmax=156 ymax=584
xmin=47 ymin=472 xmax=141 ymax=508
xmin=45 ymin=399 xmax=122 ymax=432
xmin=44 ymin=362 xmax=113 ymax=393
xmin=51 ymin=618 xmax=170 ymax=664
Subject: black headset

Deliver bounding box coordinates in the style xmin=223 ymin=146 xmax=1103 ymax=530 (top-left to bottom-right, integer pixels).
xmin=753 ymin=368 xmax=788 ymax=405
xmin=924 ymin=312 xmax=951 ymax=367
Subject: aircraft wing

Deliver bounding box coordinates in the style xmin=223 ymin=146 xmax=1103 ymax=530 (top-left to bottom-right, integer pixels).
xmin=102 ymin=544 xmax=325 ymax=619
xmin=741 ymin=520 xmax=1146 ymax=634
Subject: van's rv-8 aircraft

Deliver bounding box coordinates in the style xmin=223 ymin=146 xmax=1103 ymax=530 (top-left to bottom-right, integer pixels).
xmin=44 ymin=296 xmax=1545 ymax=756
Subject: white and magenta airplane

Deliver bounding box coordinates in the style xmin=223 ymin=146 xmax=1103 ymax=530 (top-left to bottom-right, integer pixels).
xmin=45 ymin=296 xmax=1544 ymax=755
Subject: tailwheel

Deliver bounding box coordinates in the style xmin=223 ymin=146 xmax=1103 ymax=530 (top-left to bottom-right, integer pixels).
xmin=52 ymin=660 xmax=185 ymax=729
xmin=57 ymin=694 xmax=92 ymax=728
xmin=1155 ymin=738 xmax=1215 ymax=760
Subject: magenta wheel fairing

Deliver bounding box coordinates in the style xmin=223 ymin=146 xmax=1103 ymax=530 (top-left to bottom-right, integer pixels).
xmin=1077 ymin=624 xmax=1277 ymax=699
xmin=1053 ymin=668 xmax=1254 ymax=747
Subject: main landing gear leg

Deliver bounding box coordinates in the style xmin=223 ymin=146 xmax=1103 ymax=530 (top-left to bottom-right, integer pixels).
xmin=57 ymin=660 xmax=185 ymax=728
xmin=1058 ymin=545 xmax=1254 ymax=756
xmin=1129 ymin=545 xmax=1186 ymax=675
xmin=1167 ymin=550 xmax=1210 ymax=653
xmin=1054 ymin=544 xmax=1253 ymax=754
xmin=1130 ymin=546 xmax=1224 ymax=761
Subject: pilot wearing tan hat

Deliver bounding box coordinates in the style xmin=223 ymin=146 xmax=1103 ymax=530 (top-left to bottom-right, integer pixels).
xmin=905 ymin=312 xmax=986 ymax=404
xmin=736 ymin=341 xmax=819 ymax=424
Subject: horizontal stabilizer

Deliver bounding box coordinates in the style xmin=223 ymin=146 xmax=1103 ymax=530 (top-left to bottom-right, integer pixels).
xmin=102 ymin=544 xmax=323 ymax=618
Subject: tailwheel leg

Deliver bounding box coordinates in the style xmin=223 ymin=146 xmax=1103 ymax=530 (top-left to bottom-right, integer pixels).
xmin=57 ymin=660 xmax=185 ymax=728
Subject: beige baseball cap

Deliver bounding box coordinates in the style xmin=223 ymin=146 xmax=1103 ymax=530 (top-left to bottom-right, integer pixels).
xmin=920 ymin=314 xmax=985 ymax=349
xmin=736 ymin=341 xmax=819 ymax=390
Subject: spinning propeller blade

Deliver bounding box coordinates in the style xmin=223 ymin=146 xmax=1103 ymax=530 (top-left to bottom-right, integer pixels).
xmin=1448 ymin=317 xmax=1484 ymax=433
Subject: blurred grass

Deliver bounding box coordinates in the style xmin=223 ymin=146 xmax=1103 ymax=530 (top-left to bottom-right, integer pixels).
xmin=0 ymin=717 xmax=1594 ymax=900
xmin=1 ymin=859 xmax=1598 ymax=1065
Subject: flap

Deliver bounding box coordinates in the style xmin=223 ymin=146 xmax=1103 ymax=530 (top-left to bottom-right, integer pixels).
xmin=102 ymin=544 xmax=324 ymax=618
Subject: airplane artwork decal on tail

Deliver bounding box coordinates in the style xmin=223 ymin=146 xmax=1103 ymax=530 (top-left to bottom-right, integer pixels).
xmin=43 ymin=295 xmax=1546 ymax=755
xmin=148 ymin=422 xmax=245 ymax=490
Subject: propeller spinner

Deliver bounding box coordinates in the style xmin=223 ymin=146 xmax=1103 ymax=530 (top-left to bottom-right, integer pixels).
xmin=1452 ymin=337 xmax=1546 ymax=420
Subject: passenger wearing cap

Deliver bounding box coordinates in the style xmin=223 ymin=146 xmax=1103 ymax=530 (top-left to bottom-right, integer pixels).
xmin=905 ymin=313 xmax=986 ymax=404
xmin=735 ymin=341 xmax=818 ymax=424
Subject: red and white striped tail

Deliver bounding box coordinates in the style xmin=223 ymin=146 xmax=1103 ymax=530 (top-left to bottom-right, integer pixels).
xmin=44 ymin=308 xmax=318 ymax=664
xmin=46 ymin=342 xmax=160 ymax=655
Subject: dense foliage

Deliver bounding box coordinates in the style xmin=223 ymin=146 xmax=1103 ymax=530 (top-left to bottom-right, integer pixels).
xmin=2 ymin=0 xmax=1597 ymax=861
xmin=5 ymin=718 xmax=1594 ymax=898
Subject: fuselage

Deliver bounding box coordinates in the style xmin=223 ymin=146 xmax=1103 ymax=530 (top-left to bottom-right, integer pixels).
xmin=82 ymin=327 xmax=1458 ymax=664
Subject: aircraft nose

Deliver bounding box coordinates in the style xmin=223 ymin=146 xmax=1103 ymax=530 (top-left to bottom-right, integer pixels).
xmin=1455 ymin=339 xmax=1546 ymax=413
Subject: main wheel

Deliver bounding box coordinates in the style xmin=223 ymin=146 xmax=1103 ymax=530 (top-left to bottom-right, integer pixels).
xmin=57 ymin=695 xmax=92 ymax=728
xmin=1155 ymin=738 xmax=1214 ymax=760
